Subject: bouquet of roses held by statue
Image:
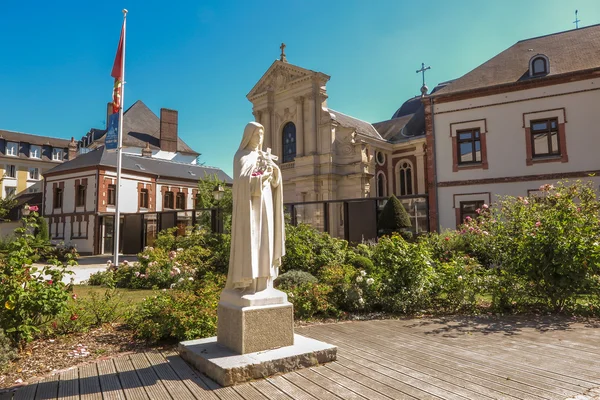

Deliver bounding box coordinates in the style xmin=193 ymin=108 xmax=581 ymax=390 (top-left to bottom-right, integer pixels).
xmin=252 ymin=148 xmax=278 ymax=177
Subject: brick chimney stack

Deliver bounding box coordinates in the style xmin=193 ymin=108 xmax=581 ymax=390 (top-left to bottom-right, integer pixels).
xmin=68 ymin=137 xmax=78 ymax=160
xmin=159 ymin=108 xmax=178 ymax=153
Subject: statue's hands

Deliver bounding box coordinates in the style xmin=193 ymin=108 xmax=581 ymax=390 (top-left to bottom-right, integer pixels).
xmin=261 ymin=167 xmax=273 ymax=183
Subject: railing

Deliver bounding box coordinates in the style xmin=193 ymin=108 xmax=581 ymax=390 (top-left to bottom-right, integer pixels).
xmin=280 ymin=162 xmax=295 ymax=170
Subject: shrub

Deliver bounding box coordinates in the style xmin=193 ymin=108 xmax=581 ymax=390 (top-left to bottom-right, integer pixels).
xmin=35 ymin=215 xmax=49 ymax=242
xmin=348 ymin=256 xmax=374 ymax=274
xmin=372 ymin=234 xmax=435 ymax=313
xmin=378 ymin=195 xmax=411 ymax=235
xmin=283 ymin=283 xmax=338 ymax=320
xmin=87 ymin=270 xmax=115 ymax=287
xmin=282 ymin=224 xmax=348 ymax=275
xmin=431 ymin=256 xmax=486 ymax=312
xmin=0 ymin=212 xmax=74 ymax=344
xmin=275 ymin=270 xmax=318 ymax=288
xmin=0 ymin=329 xmax=17 ymax=372
xmin=462 ymin=180 xmax=600 ymax=311
xmin=126 ymin=274 xmax=224 ymax=342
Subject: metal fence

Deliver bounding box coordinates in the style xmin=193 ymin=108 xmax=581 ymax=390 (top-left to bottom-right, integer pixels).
xmin=284 ymin=195 xmax=429 ymax=243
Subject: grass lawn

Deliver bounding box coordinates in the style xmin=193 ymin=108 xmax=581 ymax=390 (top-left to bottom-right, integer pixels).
xmin=71 ymin=285 xmax=157 ymax=305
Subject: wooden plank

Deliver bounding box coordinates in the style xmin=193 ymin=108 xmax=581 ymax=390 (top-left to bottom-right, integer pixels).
xmin=13 ymin=383 xmax=37 ymax=400
xmin=128 ymin=352 xmax=172 ymax=400
xmin=307 ymin=326 xmax=560 ymax=400
xmin=79 ymin=362 xmax=102 ymax=400
xmin=193 ymin=372 xmax=244 ymax=400
xmin=324 ymin=362 xmax=422 ymax=400
xmin=309 ymin=366 xmax=393 ymax=400
xmin=160 ymin=351 xmax=219 ymax=400
xmin=145 ymin=351 xmax=196 ymax=400
xmin=370 ymin=320 xmax=600 ymax=385
xmin=113 ymin=355 xmax=149 ymax=400
xmin=249 ymin=379 xmax=294 ymax=400
xmin=97 ymin=359 xmax=126 ymax=400
xmin=296 ymin=369 xmax=366 ymax=399
xmin=232 ymin=384 xmax=268 ymax=400
xmin=265 ymin=376 xmax=318 ymax=400
xmin=57 ymin=368 xmax=79 ymax=400
xmin=317 ymin=322 xmax=586 ymax=397
xmin=350 ymin=320 xmax=594 ymax=394
xmin=281 ymin=372 xmax=342 ymax=400
xmin=35 ymin=374 xmax=59 ymax=400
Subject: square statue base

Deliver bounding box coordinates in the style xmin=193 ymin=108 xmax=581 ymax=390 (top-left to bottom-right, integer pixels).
xmin=178 ymin=334 xmax=337 ymax=386
xmin=217 ymin=301 xmax=294 ymax=354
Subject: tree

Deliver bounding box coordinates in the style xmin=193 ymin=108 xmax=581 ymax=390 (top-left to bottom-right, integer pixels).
xmin=196 ymin=174 xmax=232 ymax=232
xmin=378 ymin=195 xmax=411 ymax=236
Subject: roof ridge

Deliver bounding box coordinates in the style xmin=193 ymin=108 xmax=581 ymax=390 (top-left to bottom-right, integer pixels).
xmin=125 ymin=153 xmax=219 ymax=169
xmin=517 ymin=23 xmax=600 ymax=43
xmin=328 ymin=108 xmax=375 ymax=126
xmin=0 ymin=129 xmax=71 ymax=143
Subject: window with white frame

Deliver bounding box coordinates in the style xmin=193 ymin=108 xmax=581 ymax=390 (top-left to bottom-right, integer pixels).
xmin=52 ymin=148 xmax=64 ymax=161
xmin=30 ymin=145 xmax=41 ymax=159
xmin=28 ymin=167 xmax=39 ymax=180
xmin=5 ymin=187 xmax=15 ymax=198
xmin=5 ymin=165 xmax=16 ymax=178
xmin=6 ymin=142 xmax=18 ymax=156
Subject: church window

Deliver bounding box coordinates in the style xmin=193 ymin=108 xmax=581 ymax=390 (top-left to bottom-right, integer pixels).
xmin=397 ymin=160 xmax=413 ymax=196
xmin=376 ymin=151 xmax=385 ymax=166
xmin=457 ymin=129 xmax=481 ymax=165
xmin=376 ymin=172 xmax=386 ymax=197
xmin=282 ymin=122 xmax=296 ymax=163
xmin=529 ymin=54 xmax=549 ymax=77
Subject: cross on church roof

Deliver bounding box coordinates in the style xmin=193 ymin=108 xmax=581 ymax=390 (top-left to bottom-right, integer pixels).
xmin=416 ymin=62 xmax=431 ymax=96
xmin=280 ymin=43 xmax=287 ymax=62
xmin=573 ymin=9 xmax=581 ymax=29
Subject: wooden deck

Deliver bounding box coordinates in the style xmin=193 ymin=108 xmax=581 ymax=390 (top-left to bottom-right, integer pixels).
xmin=2 ymin=316 xmax=600 ymax=399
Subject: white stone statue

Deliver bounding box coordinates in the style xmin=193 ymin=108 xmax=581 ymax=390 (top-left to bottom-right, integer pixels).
xmin=222 ymin=122 xmax=286 ymax=301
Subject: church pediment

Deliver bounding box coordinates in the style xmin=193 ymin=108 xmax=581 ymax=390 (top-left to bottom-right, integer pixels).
xmin=247 ymin=60 xmax=329 ymax=100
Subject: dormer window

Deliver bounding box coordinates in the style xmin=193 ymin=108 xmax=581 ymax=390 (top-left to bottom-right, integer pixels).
xmin=529 ymin=54 xmax=549 ymax=77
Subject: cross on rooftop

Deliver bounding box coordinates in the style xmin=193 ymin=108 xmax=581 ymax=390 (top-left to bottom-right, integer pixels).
xmin=416 ymin=62 xmax=431 ymax=96
xmin=280 ymin=43 xmax=287 ymax=62
xmin=573 ymin=10 xmax=581 ymax=29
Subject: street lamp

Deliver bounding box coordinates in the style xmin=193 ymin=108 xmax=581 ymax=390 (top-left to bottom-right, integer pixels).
xmin=212 ymin=185 xmax=225 ymax=201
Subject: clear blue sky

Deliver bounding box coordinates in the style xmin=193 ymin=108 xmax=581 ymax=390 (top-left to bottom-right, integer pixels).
xmin=0 ymin=0 xmax=598 ymax=176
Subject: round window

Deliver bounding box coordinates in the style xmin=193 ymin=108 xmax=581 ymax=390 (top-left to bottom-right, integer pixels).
xmin=376 ymin=151 xmax=385 ymax=165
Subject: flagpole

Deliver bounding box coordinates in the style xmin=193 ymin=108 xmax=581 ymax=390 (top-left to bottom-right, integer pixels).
xmin=113 ymin=9 xmax=127 ymax=266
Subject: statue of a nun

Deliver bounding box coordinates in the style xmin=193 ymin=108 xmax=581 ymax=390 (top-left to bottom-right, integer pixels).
xmin=224 ymin=122 xmax=285 ymax=295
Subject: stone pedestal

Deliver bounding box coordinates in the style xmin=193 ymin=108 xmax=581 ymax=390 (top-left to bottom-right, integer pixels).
xmin=217 ymin=302 xmax=294 ymax=354
xmin=179 ymin=287 xmax=337 ymax=386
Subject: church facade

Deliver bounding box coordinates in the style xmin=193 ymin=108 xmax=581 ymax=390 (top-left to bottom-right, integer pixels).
xmin=247 ymin=53 xmax=431 ymax=234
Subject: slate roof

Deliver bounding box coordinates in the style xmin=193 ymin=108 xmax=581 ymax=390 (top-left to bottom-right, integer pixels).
xmin=0 ymin=130 xmax=71 ymax=148
xmin=372 ymin=105 xmax=426 ymax=144
xmin=86 ymin=101 xmax=199 ymax=155
xmin=435 ymin=24 xmax=600 ymax=96
xmin=328 ymin=109 xmax=382 ymax=140
xmin=45 ymin=147 xmax=232 ymax=183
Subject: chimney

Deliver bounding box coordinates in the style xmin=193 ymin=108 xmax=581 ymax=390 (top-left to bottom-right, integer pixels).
xmin=159 ymin=108 xmax=178 ymax=153
xmin=68 ymin=137 xmax=78 ymax=160
xmin=106 ymin=102 xmax=113 ymax=129
xmin=142 ymin=142 xmax=152 ymax=157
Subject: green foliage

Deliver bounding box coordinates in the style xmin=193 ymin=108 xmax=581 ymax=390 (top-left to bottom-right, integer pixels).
xmin=275 ymin=270 xmax=318 ymax=288
xmin=35 ymin=216 xmax=49 ymax=242
xmin=378 ymin=195 xmax=411 ymax=235
xmin=281 ymin=283 xmax=338 ymax=320
xmin=431 ymin=256 xmax=486 ymax=312
xmin=196 ymin=174 xmax=233 ymax=231
xmin=282 ymin=223 xmax=348 ymax=275
xmin=460 ymin=180 xmax=600 ymax=311
xmin=87 ymin=270 xmax=116 ymax=287
xmin=0 ymin=212 xmax=75 ymax=345
xmin=0 ymin=329 xmax=17 ymax=372
xmin=53 ymin=289 xmax=125 ymax=335
xmin=348 ymin=256 xmax=375 ymax=274
xmin=372 ymin=234 xmax=435 ymax=313
xmin=126 ymin=274 xmax=224 ymax=342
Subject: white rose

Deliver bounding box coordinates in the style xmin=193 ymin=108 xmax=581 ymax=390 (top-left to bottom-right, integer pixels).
xmin=360 ymin=270 xmax=367 ymax=276
xmin=356 ymin=276 xmax=364 ymax=283
xmin=366 ymin=278 xmax=374 ymax=286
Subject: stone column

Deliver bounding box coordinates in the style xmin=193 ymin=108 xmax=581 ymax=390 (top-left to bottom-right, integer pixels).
xmin=306 ymin=93 xmax=316 ymax=154
xmin=387 ymin=153 xmax=394 ymax=196
xmin=295 ymin=96 xmax=305 ymax=157
xmin=266 ymin=105 xmax=274 ymax=153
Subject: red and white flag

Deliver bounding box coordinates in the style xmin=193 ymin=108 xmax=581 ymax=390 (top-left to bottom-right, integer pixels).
xmin=111 ymin=22 xmax=124 ymax=114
